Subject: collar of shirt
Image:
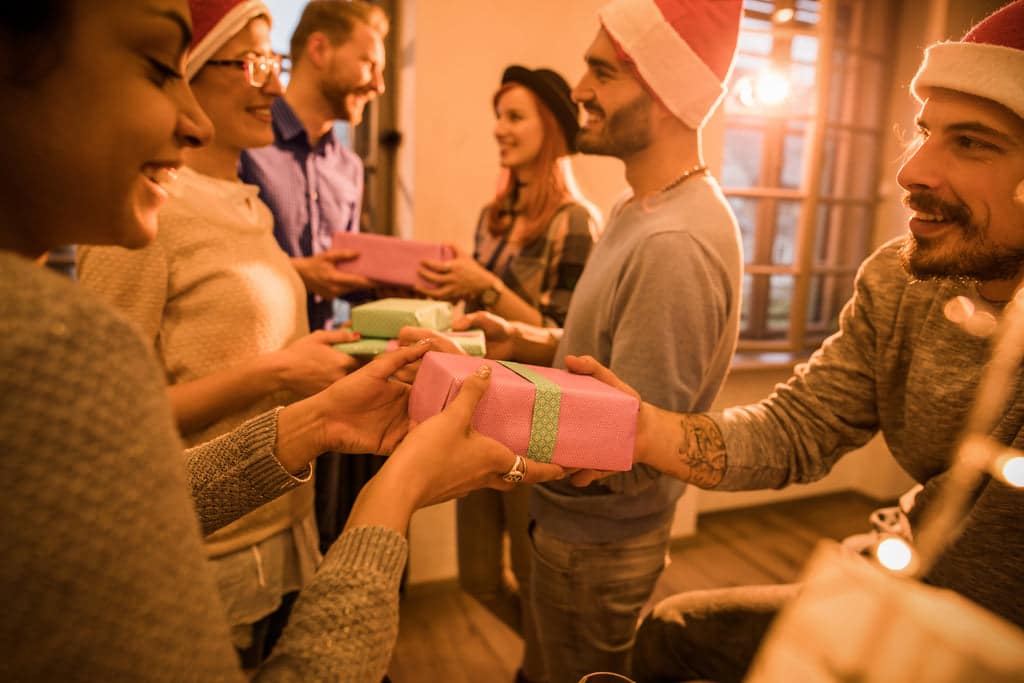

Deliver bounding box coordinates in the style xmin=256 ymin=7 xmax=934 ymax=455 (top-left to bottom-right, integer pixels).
xmin=271 ymin=97 xmax=337 ymax=153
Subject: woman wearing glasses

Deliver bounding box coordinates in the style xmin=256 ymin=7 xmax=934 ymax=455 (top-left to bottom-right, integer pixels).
xmin=77 ymin=0 xmax=356 ymax=667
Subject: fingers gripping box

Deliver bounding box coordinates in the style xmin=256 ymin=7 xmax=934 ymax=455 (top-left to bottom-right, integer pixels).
xmin=408 ymin=352 xmax=638 ymax=470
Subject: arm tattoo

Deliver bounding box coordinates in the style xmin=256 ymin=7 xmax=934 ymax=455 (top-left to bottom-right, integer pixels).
xmin=678 ymin=415 xmax=726 ymax=487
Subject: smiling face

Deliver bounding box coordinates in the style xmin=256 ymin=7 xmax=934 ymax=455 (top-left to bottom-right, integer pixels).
xmin=897 ymin=88 xmax=1024 ymax=288
xmin=189 ymin=16 xmax=282 ymax=154
xmin=0 ymin=0 xmax=212 ymax=256
xmin=571 ymin=28 xmax=653 ymax=161
xmin=494 ymin=85 xmax=545 ymax=176
xmin=320 ymin=20 xmax=385 ymax=126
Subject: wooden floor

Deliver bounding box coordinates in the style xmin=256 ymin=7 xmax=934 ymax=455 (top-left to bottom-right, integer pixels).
xmin=388 ymin=491 xmax=884 ymax=683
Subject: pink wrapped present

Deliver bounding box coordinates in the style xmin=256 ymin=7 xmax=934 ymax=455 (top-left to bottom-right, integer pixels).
xmin=332 ymin=232 xmax=454 ymax=288
xmin=408 ymin=352 xmax=638 ymax=470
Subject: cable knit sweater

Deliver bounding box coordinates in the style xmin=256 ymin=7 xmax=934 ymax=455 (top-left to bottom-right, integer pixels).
xmin=0 ymin=251 xmax=406 ymax=681
xmin=78 ymin=167 xmax=314 ymax=558
xmin=713 ymin=240 xmax=1024 ymax=628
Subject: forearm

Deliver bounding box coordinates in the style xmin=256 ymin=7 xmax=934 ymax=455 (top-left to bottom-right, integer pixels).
xmin=636 ymin=404 xmax=727 ymax=489
xmin=185 ymin=408 xmax=311 ymax=535
xmin=488 ymin=286 xmax=543 ymax=327
xmin=257 ymin=525 xmax=407 ymax=682
xmin=168 ymin=353 xmax=285 ymax=436
xmin=343 ymin=470 xmax=417 ymax=535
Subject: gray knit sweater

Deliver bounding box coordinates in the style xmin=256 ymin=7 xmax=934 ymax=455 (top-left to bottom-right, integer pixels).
xmin=537 ymin=175 xmax=743 ymax=543
xmin=714 ymin=239 xmax=1024 ymax=628
xmin=0 ymin=251 xmax=407 ymax=681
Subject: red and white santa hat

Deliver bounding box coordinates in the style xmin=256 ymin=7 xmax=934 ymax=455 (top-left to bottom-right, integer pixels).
xmin=186 ymin=0 xmax=271 ymax=80
xmin=598 ymin=0 xmax=743 ymax=130
xmin=911 ymin=0 xmax=1024 ymax=120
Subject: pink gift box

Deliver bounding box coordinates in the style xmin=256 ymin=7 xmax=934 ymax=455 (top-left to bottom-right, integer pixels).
xmin=332 ymin=232 xmax=454 ymax=288
xmin=408 ymin=352 xmax=637 ymax=471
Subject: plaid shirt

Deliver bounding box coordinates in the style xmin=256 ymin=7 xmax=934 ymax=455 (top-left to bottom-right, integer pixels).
xmin=472 ymin=202 xmax=598 ymax=327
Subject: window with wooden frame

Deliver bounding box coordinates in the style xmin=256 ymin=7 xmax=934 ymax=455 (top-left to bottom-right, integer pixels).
xmin=722 ymin=0 xmax=900 ymax=353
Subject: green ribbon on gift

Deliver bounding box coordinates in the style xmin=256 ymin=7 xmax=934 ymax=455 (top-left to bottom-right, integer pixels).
xmin=497 ymin=361 xmax=561 ymax=463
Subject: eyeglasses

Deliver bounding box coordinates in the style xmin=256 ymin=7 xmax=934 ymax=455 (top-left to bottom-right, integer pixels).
xmin=205 ymin=54 xmax=287 ymax=88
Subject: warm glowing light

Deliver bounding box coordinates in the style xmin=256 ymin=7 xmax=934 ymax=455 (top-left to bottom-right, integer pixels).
xmin=773 ymin=8 xmax=796 ymax=23
xmin=756 ymin=71 xmax=790 ymax=106
xmin=875 ymin=537 xmax=914 ymax=572
xmin=993 ymin=454 xmax=1024 ymax=487
xmin=735 ymin=71 xmax=791 ymax=109
xmin=943 ymin=296 xmax=974 ymax=325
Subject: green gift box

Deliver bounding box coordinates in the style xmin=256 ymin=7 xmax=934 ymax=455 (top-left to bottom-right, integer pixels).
xmin=439 ymin=329 xmax=486 ymax=357
xmin=349 ymin=298 xmax=453 ymax=339
xmin=334 ymin=329 xmax=486 ymax=358
xmin=333 ymin=338 xmax=394 ymax=356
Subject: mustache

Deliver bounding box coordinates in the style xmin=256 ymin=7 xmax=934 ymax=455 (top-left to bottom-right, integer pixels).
xmin=903 ymin=191 xmax=972 ymax=226
xmin=581 ymin=102 xmax=605 ymax=117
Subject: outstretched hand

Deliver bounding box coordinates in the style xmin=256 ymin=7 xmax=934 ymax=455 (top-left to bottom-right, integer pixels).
xmin=275 ymin=328 xmax=362 ymax=396
xmin=416 ymin=246 xmax=494 ymax=301
xmin=292 ymin=249 xmax=374 ymax=299
xmin=564 ymin=354 xmax=646 ymax=486
xmin=453 ymin=311 xmax=517 ymax=360
xmin=354 ymin=363 xmax=565 ymax=530
xmin=313 ymin=341 xmax=433 ymax=456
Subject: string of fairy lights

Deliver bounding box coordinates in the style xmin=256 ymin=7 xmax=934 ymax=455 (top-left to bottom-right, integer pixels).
xmin=870 ymin=287 xmax=1024 ymax=576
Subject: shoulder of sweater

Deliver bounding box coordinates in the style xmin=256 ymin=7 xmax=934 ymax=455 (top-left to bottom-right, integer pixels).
xmin=1 ymin=255 xmax=160 ymax=376
xmin=853 ymin=238 xmax=913 ymax=301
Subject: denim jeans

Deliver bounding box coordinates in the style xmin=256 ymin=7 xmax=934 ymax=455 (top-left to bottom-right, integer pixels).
xmin=529 ymin=521 xmax=672 ymax=683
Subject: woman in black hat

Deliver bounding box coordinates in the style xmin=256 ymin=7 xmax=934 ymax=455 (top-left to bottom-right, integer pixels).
xmin=418 ymin=64 xmax=599 ymax=328
xmin=417 ymin=64 xmax=600 ymax=683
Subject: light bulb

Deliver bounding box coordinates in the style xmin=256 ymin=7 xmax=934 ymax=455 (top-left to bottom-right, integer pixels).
xmin=992 ymin=453 xmax=1024 ymax=488
xmin=755 ymin=71 xmax=790 ymax=107
xmin=773 ymin=8 xmax=795 ymax=23
xmin=875 ymin=536 xmax=915 ymax=572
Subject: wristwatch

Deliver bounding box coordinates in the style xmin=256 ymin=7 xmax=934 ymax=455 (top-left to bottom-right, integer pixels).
xmin=479 ymin=279 xmax=505 ymax=307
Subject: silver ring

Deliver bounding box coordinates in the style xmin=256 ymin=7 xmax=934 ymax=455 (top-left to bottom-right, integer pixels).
xmin=501 ymin=454 xmax=527 ymax=484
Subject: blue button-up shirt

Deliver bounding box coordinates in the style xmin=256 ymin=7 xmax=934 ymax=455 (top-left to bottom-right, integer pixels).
xmin=240 ymin=97 xmax=363 ymax=330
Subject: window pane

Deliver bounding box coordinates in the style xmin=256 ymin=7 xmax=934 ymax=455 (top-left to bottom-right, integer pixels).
xmin=791 ymin=34 xmax=818 ymax=63
xmin=740 ymin=273 xmax=753 ymax=335
xmin=820 ymin=129 xmax=882 ymax=200
xmin=727 ymin=196 xmax=758 ymax=262
xmin=814 ymin=204 xmax=873 ymax=269
xmin=827 ymin=53 xmax=885 ymax=127
xmin=723 ymin=127 xmax=764 ymax=187
xmin=768 ymin=274 xmax=794 ymax=332
xmin=773 ymin=201 xmax=800 ymax=265
xmin=739 ymin=31 xmax=773 ymax=56
xmin=743 ymin=0 xmax=774 ymax=16
xmin=806 ymin=274 xmax=854 ymax=334
xmin=787 ymin=63 xmax=817 ymax=116
xmin=781 ymin=130 xmax=805 ymax=188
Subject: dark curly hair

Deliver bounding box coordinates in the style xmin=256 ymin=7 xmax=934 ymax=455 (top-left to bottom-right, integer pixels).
xmin=0 ymin=1 xmax=73 ymax=84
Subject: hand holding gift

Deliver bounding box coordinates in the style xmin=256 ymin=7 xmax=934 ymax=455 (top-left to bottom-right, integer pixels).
xmin=345 ymin=360 xmax=566 ymax=531
xmin=417 ymin=245 xmax=497 ymax=302
xmin=563 ymin=354 xmax=684 ymax=484
xmin=292 ymin=248 xmax=374 ymax=299
xmin=273 ymin=328 xmax=362 ymax=396
xmin=410 ymin=352 xmax=639 ymax=471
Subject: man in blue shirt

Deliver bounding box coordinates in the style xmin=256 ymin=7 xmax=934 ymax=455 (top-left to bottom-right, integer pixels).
xmin=240 ymin=0 xmax=387 ymax=331
xmin=240 ymin=0 xmax=390 ymax=553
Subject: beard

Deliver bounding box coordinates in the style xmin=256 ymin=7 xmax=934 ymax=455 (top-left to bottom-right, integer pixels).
xmin=576 ymin=91 xmax=652 ymax=159
xmin=899 ymin=190 xmax=1024 ymax=283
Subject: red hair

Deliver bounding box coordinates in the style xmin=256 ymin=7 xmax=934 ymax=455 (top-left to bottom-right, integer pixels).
xmin=485 ymin=83 xmax=573 ymax=245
